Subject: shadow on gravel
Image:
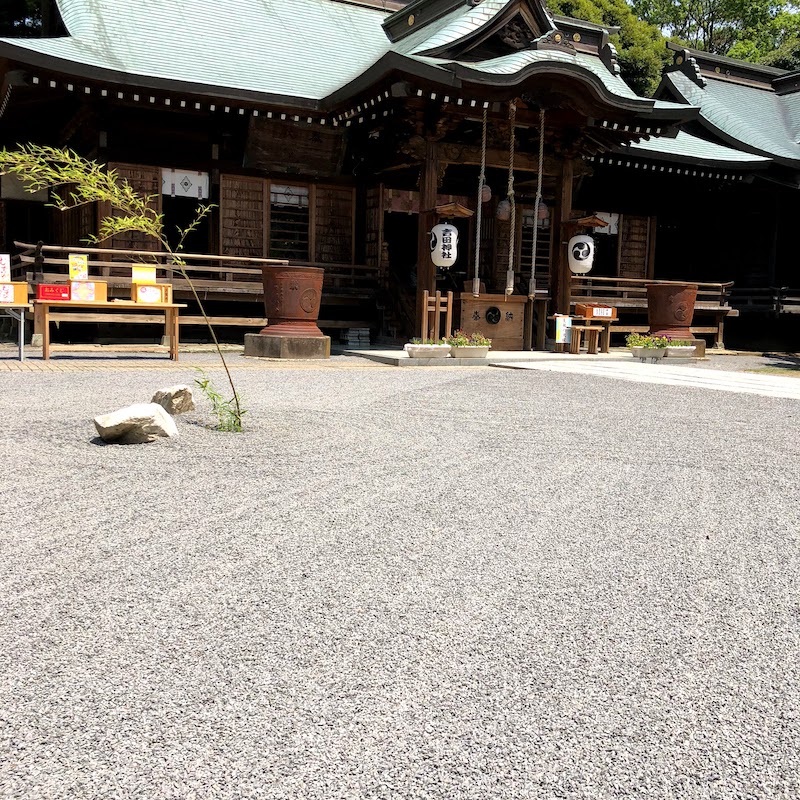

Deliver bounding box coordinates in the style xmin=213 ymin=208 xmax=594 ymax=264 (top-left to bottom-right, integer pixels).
xmin=763 ymin=353 xmax=800 ymax=370
xmin=754 ymin=354 xmax=800 ymax=376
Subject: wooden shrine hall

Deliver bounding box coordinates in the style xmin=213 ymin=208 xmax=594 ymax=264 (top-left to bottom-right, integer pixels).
xmin=0 ymin=0 xmax=750 ymax=348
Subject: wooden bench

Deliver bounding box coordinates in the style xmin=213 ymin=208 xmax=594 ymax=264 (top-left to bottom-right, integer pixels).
xmin=13 ymin=242 xmax=383 ymax=335
xmin=571 ymin=276 xmax=738 ymax=348
xmin=569 ymin=324 xmax=602 ymax=355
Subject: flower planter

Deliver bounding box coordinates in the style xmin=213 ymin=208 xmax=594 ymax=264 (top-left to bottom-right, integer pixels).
xmin=630 ymin=346 xmax=666 ymax=360
xmin=450 ymin=345 xmax=490 ymax=359
xmin=404 ymin=344 xmax=451 ymax=358
xmin=646 ymin=283 xmax=698 ymax=340
xmin=665 ymin=345 xmax=696 ymax=358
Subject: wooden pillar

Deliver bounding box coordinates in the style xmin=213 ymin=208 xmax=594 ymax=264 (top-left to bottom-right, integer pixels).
xmin=416 ymin=141 xmax=439 ymax=331
xmin=550 ymin=158 xmax=574 ymax=316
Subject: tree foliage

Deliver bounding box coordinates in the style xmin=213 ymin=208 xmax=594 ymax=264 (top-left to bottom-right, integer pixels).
xmin=0 ymin=0 xmax=41 ymax=36
xmin=630 ymin=0 xmax=800 ymax=70
xmin=550 ymin=0 xmax=671 ymax=96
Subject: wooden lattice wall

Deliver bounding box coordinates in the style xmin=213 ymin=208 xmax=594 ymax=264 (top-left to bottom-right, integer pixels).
xmin=220 ymin=175 xmax=266 ymax=259
xmin=103 ymin=163 xmax=162 ymax=251
xmin=618 ymin=214 xmax=656 ymax=279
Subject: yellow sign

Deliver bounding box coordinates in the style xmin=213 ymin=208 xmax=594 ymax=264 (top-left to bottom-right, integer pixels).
xmin=131 ymin=265 xmax=157 ymax=284
xmin=68 ymin=253 xmax=88 ymax=281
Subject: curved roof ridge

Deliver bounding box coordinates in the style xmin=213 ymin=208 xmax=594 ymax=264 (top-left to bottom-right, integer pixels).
xmin=55 ymin=0 xmax=95 ymax=37
xmin=410 ymin=0 xmax=514 ymax=55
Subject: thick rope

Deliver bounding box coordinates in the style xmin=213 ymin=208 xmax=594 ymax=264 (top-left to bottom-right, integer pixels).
xmin=473 ymin=108 xmax=488 ymax=298
xmin=529 ymin=107 xmax=546 ymax=299
xmin=505 ymin=101 xmax=516 ymax=298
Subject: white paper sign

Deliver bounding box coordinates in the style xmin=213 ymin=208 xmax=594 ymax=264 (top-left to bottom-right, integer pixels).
xmin=0 ymin=254 xmax=9 ymax=282
xmin=554 ymin=315 xmax=572 ymax=344
xmin=593 ymin=307 xmax=613 ymax=317
xmin=0 ymin=284 xmax=14 ymax=303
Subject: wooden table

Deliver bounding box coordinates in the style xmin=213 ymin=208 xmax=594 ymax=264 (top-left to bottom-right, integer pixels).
xmin=0 ymin=304 xmax=32 ymax=361
xmin=33 ymin=300 xmax=186 ymax=360
xmin=569 ymin=315 xmax=617 ymax=353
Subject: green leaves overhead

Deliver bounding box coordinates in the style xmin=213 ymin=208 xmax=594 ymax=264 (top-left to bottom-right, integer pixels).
xmin=550 ymin=0 xmax=670 ymax=96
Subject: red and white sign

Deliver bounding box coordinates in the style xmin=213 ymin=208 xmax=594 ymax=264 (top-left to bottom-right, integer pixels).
xmin=36 ymin=284 xmax=71 ymax=301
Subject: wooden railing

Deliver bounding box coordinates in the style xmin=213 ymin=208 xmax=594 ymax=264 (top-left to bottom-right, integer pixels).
xmin=12 ymin=242 xmax=383 ymax=333
xmin=570 ymin=276 xmax=738 ymax=348
xmin=729 ymin=286 xmax=800 ymax=314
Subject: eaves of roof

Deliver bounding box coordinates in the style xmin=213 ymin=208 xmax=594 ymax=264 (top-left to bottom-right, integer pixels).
xmin=616 ymin=129 xmax=771 ymax=168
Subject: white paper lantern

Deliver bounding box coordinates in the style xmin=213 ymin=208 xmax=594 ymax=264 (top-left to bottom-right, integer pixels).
xmin=430 ymin=222 xmax=458 ymax=268
xmin=496 ymin=199 xmax=511 ymax=221
xmin=568 ymin=234 xmax=594 ymax=274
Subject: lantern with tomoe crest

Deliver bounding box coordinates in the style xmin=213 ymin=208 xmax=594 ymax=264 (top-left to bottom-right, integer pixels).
xmin=568 ymin=234 xmax=595 ymax=274
xmin=430 ymin=222 xmax=458 ymax=268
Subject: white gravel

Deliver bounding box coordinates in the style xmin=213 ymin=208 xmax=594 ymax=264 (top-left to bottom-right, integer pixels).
xmin=1 ymin=357 xmax=799 ymax=799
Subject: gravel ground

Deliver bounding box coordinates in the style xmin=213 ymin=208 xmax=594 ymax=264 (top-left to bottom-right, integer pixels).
xmin=1 ymin=358 xmax=799 ymax=799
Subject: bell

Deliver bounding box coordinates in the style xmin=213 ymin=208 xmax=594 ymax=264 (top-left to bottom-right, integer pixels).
xmin=480 ymin=184 xmax=492 ymax=203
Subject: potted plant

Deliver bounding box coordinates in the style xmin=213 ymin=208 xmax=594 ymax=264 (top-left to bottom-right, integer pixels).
xmin=665 ymin=338 xmax=697 ymax=358
xmin=445 ymin=329 xmax=492 ymax=358
xmin=626 ymin=333 xmax=669 ymax=361
xmin=404 ymin=338 xmax=451 ymax=358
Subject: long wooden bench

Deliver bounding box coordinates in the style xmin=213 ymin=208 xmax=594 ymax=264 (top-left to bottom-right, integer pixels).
xmin=571 ymin=276 xmax=739 ymax=348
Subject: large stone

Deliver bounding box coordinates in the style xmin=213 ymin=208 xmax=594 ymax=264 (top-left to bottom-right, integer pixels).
xmin=244 ymin=333 xmax=331 ymax=359
xmin=94 ymin=403 xmax=178 ymax=444
xmin=152 ymin=385 xmax=195 ymax=415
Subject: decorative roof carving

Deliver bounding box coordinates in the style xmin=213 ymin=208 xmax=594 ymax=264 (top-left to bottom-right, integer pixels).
xmin=530 ymin=29 xmax=576 ymax=54
xmin=498 ymin=18 xmax=534 ymax=50
xmin=673 ymin=48 xmax=707 ymax=88
xmin=600 ymin=41 xmax=620 ymax=77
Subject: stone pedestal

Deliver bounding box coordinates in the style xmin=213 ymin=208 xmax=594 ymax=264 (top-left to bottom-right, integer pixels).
xmin=244 ymin=333 xmax=331 ymax=360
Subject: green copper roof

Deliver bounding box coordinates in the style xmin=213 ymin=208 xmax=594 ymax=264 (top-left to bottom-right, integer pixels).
xmin=0 ymin=0 xmax=691 ymax=120
xmin=408 ymin=0 xmax=514 ymax=54
xmin=664 ymin=70 xmax=800 ymax=165
xmin=1 ymin=0 xmax=393 ymax=103
xmin=436 ymin=48 xmax=641 ymax=101
xmin=619 ymin=129 xmax=770 ymax=166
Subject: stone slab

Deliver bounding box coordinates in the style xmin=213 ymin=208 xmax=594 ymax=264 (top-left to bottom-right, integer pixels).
xmin=244 ymin=333 xmax=331 ymax=360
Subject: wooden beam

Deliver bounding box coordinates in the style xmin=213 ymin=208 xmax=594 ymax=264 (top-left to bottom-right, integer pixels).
xmin=551 ymin=158 xmax=575 ymax=316
xmin=416 ymin=141 xmax=439 ymax=328
xmin=400 ymin=135 xmax=592 ymax=177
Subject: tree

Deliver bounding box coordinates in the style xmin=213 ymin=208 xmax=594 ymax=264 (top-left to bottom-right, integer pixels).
xmin=0 ymin=0 xmax=63 ymax=37
xmin=630 ymin=0 xmax=800 ymax=67
xmin=550 ymin=0 xmax=671 ymax=96
xmin=0 ymin=145 xmax=245 ymax=431
xmin=0 ymin=0 xmax=40 ymax=36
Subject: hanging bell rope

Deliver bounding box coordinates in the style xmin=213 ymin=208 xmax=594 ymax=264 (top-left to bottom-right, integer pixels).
xmin=473 ymin=107 xmax=488 ymax=298
xmin=505 ymin=100 xmax=517 ymax=299
xmin=529 ymin=107 xmax=546 ymax=299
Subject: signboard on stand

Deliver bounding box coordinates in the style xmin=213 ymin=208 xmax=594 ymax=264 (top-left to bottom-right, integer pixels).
xmin=68 ymin=254 xmax=89 ymax=281
xmin=554 ymin=314 xmax=572 ymax=344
